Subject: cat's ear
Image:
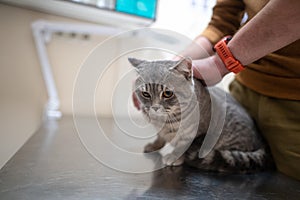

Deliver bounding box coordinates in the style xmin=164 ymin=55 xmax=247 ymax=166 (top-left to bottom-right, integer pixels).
xmin=170 ymin=57 xmax=192 ymax=79
xmin=128 ymin=58 xmax=145 ymax=69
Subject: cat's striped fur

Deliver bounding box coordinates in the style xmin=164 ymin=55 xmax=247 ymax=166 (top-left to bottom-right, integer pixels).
xmin=129 ymin=57 xmax=273 ymax=173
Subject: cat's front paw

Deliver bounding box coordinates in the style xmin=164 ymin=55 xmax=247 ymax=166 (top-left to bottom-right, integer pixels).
xmin=162 ymin=154 xmax=184 ymax=166
xmin=144 ymin=142 xmax=161 ymax=153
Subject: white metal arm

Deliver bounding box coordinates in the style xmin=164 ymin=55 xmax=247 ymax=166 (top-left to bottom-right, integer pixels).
xmin=31 ymin=20 xmax=122 ymax=119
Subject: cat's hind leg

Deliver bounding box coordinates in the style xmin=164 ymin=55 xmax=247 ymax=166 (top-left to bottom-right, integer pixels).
xmin=185 ymin=150 xmax=224 ymax=172
xmin=162 ymin=154 xmax=185 ymax=166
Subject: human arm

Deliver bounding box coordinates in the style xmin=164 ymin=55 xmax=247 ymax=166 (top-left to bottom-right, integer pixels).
xmin=228 ymin=0 xmax=300 ymax=65
xmin=174 ymin=36 xmax=214 ymax=60
xmin=175 ymin=0 xmax=246 ymax=60
xmin=193 ymin=0 xmax=300 ymax=85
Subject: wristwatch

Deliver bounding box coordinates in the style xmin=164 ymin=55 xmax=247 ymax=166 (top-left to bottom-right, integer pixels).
xmin=213 ymin=36 xmax=245 ymax=74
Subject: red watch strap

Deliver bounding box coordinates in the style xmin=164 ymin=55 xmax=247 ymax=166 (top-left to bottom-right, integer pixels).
xmin=214 ymin=36 xmax=244 ymax=74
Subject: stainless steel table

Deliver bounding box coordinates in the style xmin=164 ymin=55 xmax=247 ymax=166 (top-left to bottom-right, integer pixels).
xmin=1 ymin=117 xmax=300 ymax=199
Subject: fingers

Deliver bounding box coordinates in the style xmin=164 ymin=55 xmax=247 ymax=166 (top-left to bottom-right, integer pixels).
xmin=132 ymin=92 xmax=141 ymax=110
xmin=192 ymin=62 xmax=203 ymax=80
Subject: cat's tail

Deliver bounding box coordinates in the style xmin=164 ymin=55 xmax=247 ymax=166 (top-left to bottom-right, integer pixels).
xmin=217 ymin=148 xmax=275 ymax=173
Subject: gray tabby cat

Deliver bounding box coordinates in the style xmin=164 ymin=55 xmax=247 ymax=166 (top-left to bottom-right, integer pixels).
xmin=129 ymin=57 xmax=273 ymax=173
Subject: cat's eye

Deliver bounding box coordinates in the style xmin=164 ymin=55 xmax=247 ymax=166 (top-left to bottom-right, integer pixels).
xmin=162 ymin=90 xmax=174 ymax=98
xmin=141 ymin=91 xmax=151 ymax=99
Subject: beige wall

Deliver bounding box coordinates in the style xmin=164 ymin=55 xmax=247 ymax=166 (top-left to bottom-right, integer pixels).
xmin=0 ymin=4 xmax=113 ymax=169
xmin=47 ymin=32 xmax=113 ymax=116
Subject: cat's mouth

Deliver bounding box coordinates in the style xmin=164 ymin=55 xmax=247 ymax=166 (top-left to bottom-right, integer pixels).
xmin=147 ymin=109 xmax=180 ymax=125
xmin=148 ymin=109 xmax=168 ymax=119
xmin=143 ymin=107 xmax=167 ymax=122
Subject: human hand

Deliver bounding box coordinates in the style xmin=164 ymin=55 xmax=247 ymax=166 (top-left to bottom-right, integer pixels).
xmin=192 ymin=55 xmax=230 ymax=86
xmin=132 ymin=91 xmax=141 ymax=110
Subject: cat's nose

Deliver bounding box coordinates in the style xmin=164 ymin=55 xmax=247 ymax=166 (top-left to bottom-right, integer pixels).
xmin=151 ymin=105 xmax=161 ymax=111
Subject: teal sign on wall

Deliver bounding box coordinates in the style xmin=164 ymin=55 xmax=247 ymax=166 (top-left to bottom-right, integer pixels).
xmin=116 ymin=0 xmax=157 ymax=19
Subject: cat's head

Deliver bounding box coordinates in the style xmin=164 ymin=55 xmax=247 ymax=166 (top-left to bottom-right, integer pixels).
xmin=128 ymin=57 xmax=194 ymax=121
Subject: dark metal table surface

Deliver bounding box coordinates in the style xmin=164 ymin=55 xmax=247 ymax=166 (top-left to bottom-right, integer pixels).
xmin=0 ymin=117 xmax=300 ymax=200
